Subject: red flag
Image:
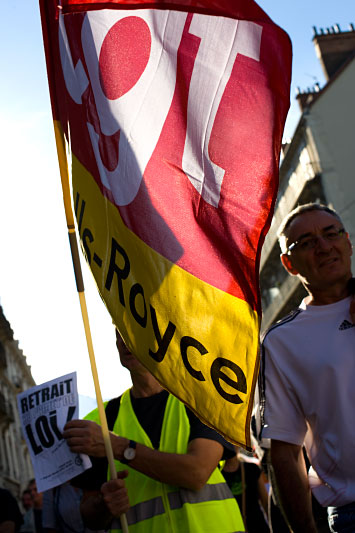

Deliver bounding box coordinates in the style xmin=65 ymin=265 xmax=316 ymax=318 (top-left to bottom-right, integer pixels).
xmin=40 ymin=0 xmax=291 ymax=447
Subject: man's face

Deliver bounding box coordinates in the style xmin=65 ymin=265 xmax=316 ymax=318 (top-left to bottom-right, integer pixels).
xmin=281 ymin=210 xmax=352 ymax=292
xmin=22 ymin=492 xmax=32 ymax=510
xmin=28 ymin=481 xmax=42 ymax=507
xmin=28 ymin=482 xmax=37 ymax=500
xmin=115 ymin=329 xmax=147 ymax=374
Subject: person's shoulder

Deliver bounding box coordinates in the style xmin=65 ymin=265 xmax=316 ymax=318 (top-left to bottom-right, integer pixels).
xmin=184 ymin=404 xmax=235 ymax=457
xmin=83 ymin=395 xmax=122 ymax=422
xmin=0 ymin=488 xmax=17 ymax=505
xmin=83 ymin=406 xmax=99 ymax=421
xmin=262 ymin=307 xmax=303 ymax=344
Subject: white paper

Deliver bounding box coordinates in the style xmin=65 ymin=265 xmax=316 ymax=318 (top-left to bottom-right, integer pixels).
xmin=17 ymin=372 xmax=92 ymax=492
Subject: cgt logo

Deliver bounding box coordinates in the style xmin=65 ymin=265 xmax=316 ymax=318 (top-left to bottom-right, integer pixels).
xmin=59 ymin=10 xmax=262 ymax=208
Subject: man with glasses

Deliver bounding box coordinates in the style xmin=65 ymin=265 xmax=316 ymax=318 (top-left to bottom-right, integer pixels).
xmin=259 ymin=203 xmax=355 ymax=533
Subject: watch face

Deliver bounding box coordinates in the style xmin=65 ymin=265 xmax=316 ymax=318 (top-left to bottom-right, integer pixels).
xmin=124 ymin=446 xmax=136 ymax=461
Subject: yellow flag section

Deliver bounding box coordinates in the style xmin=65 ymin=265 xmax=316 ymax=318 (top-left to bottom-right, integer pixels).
xmin=72 ymin=153 xmax=259 ymax=448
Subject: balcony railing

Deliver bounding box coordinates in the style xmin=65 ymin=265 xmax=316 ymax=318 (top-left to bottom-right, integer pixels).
xmin=261 ymin=156 xmax=321 ymax=271
xmin=0 ymin=345 xmax=6 ymax=369
xmin=0 ymin=393 xmax=14 ymax=424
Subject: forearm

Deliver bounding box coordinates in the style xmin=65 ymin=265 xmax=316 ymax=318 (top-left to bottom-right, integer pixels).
xmin=80 ymin=491 xmax=114 ymax=530
xmin=257 ymin=474 xmax=269 ymax=514
xmin=0 ymin=522 xmax=15 ymax=533
xmin=64 ymin=419 xmax=222 ymax=492
xmin=113 ymin=441 xmax=206 ymax=490
xmin=271 ymin=440 xmax=317 ymax=533
xmin=112 ymin=437 xmax=221 ymax=491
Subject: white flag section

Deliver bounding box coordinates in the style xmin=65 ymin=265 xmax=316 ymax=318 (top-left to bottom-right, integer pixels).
xmin=17 ymin=372 xmax=91 ymax=492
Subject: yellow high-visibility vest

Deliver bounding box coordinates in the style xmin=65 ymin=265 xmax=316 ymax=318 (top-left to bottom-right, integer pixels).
xmin=86 ymin=390 xmax=245 ymax=532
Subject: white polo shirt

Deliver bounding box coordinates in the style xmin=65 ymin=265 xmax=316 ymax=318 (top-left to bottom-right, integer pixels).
xmin=261 ymin=296 xmax=355 ymax=506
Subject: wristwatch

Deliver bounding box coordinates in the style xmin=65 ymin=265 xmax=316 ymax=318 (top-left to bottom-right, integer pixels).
xmin=121 ymin=440 xmax=137 ymax=464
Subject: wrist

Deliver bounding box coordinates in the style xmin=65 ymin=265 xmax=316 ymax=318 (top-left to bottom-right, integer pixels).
xmin=112 ymin=436 xmax=129 ymax=461
xmin=97 ymin=493 xmax=114 ymax=526
xmin=121 ymin=440 xmax=137 ymax=464
xmin=81 ymin=492 xmax=113 ymax=530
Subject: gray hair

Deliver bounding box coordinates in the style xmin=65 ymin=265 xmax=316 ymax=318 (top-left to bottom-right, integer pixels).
xmin=278 ymin=203 xmax=343 ymax=253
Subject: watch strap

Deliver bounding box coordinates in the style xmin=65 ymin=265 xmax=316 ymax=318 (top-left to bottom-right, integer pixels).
xmin=121 ymin=439 xmax=137 ymax=464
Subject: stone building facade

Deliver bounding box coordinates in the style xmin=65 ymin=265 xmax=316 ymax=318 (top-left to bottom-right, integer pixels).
xmin=260 ymin=23 xmax=355 ymax=331
xmin=0 ymin=305 xmax=35 ymax=498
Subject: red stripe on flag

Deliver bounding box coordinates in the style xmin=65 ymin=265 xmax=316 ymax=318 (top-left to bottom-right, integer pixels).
xmin=61 ymin=0 xmax=273 ymax=25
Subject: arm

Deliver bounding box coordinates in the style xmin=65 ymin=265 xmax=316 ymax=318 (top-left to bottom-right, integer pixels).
xmin=80 ymin=491 xmax=111 ymax=530
xmin=122 ymin=437 xmax=223 ymax=491
xmin=0 ymin=491 xmax=23 ymax=533
xmin=0 ymin=522 xmax=15 ymax=533
xmin=270 ymin=440 xmax=317 ymax=533
xmin=257 ymin=471 xmax=269 ymax=515
xmin=80 ymin=476 xmax=130 ymax=530
xmin=64 ymin=420 xmax=224 ymax=491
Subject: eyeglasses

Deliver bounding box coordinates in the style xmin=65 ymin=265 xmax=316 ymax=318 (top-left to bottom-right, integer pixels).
xmin=286 ymin=228 xmax=346 ymax=255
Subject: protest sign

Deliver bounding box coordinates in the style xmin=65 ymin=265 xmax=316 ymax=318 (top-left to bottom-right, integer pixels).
xmin=17 ymin=372 xmax=91 ymax=492
xmin=40 ymin=0 xmax=292 ymax=447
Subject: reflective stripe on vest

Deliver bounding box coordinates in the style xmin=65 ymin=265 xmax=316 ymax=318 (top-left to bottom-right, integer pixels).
xmin=112 ymin=496 xmax=165 ymax=528
xmin=168 ymin=482 xmax=234 ymax=509
xmin=111 ymin=481 xmax=234 ymax=527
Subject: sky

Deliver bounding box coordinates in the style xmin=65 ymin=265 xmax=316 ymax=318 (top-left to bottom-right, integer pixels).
xmin=1 ymin=1 xmax=354 ymax=414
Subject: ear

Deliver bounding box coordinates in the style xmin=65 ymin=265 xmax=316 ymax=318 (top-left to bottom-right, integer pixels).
xmin=280 ymin=253 xmax=299 ymax=276
xmin=345 ymin=232 xmax=353 ymax=257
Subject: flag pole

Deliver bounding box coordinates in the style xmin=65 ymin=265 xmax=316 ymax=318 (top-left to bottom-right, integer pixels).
xmin=53 ymin=120 xmax=129 ymax=533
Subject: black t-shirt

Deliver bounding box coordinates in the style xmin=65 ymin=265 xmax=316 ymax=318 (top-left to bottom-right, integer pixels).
xmin=0 ymin=488 xmax=23 ymax=531
xmin=222 ymin=462 xmax=269 ymax=533
xmin=74 ymin=389 xmax=234 ymax=490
